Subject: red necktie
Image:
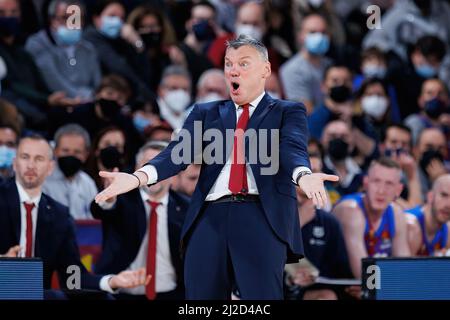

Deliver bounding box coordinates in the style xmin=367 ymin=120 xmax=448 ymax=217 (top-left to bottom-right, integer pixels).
xmin=146 ymin=200 xmax=160 ymax=300
xmin=24 ymin=202 xmax=35 ymax=258
xmin=229 ymin=104 xmax=250 ymax=194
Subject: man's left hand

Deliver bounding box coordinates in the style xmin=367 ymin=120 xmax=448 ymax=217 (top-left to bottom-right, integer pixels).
xmin=298 ymin=173 xmax=339 ymax=209
xmin=109 ymin=268 xmax=151 ymax=290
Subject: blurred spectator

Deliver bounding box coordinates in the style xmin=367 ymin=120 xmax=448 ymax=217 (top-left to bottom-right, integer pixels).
xmin=0 ymin=0 xmax=79 ymax=130
xmin=379 ymin=124 xmax=423 ymax=209
xmin=280 ymin=13 xmax=331 ymax=113
xmin=53 ymin=74 xmax=142 ymax=154
xmin=320 ymin=120 xmax=363 ymax=200
xmin=363 ymin=0 xmax=450 ymax=62
xmin=83 ymin=0 xmax=154 ymax=101
xmin=307 ymin=64 xmax=353 ymax=139
xmin=265 ymin=72 xmax=284 ymax=100
xmin=0 ymin=135 xmax=149 ymax=293
xmin=334 ymin=157 xmax=411 ymax=279
xmin=25 ymin=0 xmax=101 ymax=103
xmin=404 ymin=78 xmax=450 ymax=144
xmin=406 ymin=174 xmax=450 ymax=256
xmin=179 ymin=1 xmax=216 ymax=90
xmin=413 ymin=128 xmax=449 ymax=198
xmin=0 ymin=97 xmax=23 ymax=134
xmin=42 ymin=124 xmax=97 ymax=220
xmin=0 ymin=123 xmax=18 ymax=182
xmin=207 ymin=0 xmax=282 ymax=73
xmin=157 ymin=65 xmax=192 ymax=130
xmin=284 ymin=179 xmax=353 ymax=300
xmin=390 ymin=35 xmax=447 ymax=119
xmin=195 ymin=68 xmax=228 ymax=104
xmin=91 ymin=140 xmax=189 ymax=299
xmin=131 ymin=96 xmax=163 ymax=137
xmin=127 ymin=5 xmax=182 ymax=92
xmin=173 ymin=164 xmax=200 ymax=197
xmin=354 ymin=78 xmax=392 ymax=141
xmin=144 ymin=122 xmax=173 ymax=142
xmin=85 ymin=126 xmax=128 ymax=190
xmin=353 ymin=47 xmax=401 ymax=123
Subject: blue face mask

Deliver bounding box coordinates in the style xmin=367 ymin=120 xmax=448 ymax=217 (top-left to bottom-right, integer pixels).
xmin=133 ymin=114 xmax=152 ymax=133
xmin=305 ymin=32 xmax=330 ymax=55
xmin=0 ymin=146 xmax=16 ymax=169
xmin=99 ymin=16 xmax=123 ymax=39
xmin=415 ymin=63 xmax=437 ymax=78
xmin=55 ymin=26 xmax=82 ymax=46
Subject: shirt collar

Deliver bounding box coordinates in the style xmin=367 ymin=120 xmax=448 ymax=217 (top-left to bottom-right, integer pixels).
xmin=15 ymin=180 xmax=42 ymax=208
xmin=139 ymin=187 xmax=169 ymax=208
xmin=233 ymin=91 xmax=266 ymax=110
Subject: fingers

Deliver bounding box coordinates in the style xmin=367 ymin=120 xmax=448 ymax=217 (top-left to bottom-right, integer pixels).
xmin=99 ymin=171 xmax=116 ymax=178
xmin=323 ymin=174 xmax=339 ymax=182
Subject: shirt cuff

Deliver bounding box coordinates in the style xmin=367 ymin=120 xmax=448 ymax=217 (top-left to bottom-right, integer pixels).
xmin=99 ymin=275 xmax=118 ymax=294
xmin=292 ymin=166 xmax=312 ymax=185
xmin=136 ymin=165 xmax=158 ymax=185
xmin=98 ymin=200 xmax=116 ymax=210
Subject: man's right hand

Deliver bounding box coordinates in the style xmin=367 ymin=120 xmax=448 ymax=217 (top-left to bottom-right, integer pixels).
xmin=95 ymin=171 xmax=147 ymax=203
xmin=1 ymin=245 xmax=21 ymax=257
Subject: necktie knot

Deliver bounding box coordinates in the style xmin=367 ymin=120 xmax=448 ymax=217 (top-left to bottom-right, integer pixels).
xmin=24 ymin=202 xmax=35 ymax=213
xmin=147 ymin=200 xmax=161 ymax=211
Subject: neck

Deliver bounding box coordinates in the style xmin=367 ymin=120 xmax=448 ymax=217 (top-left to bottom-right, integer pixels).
xmin=363 ymin=195 xmax=384 ymax=222
xmin=18 ymin=181 xmax=41 ymax=200
xmin=147 ymin=187 xmax=169 ymax=202
xmin=423 ymin=204 xmax=442 ymax=236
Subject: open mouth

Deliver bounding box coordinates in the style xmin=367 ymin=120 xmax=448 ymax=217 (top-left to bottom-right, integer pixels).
xmin=231 ymin=82 xmax=240 ymax=91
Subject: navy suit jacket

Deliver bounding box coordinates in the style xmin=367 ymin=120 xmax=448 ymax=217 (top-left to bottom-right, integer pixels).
xmin=91 ymin=189 xmax=189 ymax=289
xmin=0 ymin=179 xmax=102 ymax=290
xmin=146 ymin=94 xmax=310 ymax=263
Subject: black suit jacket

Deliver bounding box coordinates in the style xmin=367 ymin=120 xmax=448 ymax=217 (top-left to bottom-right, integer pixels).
xmin=91 ymin=189 xmax=189 ymax=291
xmin=0 ymin=179 xmax=102 ymax=290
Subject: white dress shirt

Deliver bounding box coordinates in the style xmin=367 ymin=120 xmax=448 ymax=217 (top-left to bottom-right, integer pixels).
xmin=138 ymin=92 xmax=311 ymax=198
xmin=101 ymin=190 xmax=177 ymax=295
xmin=15 ymin=181 xmax=114 ymax=292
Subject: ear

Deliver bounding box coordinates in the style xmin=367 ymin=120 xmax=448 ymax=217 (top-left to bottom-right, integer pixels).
xmin=262 ymin=61 xmax=271 ymax=79
xmin=363 ymin=175 xmax=369 ymax=190
xmin=426 ymin=190 xmax=433 ymax=204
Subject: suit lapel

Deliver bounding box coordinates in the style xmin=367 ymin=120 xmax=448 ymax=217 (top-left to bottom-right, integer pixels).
xmin=135 ymin=190 xmax=147 ymax=241
xmin=247 ymin=93 xmax=275 ymax=130
xmin=35 ymin=195 xmax=52 ymax=257
xmin=219 ymin=100 xmax=237 ymax=130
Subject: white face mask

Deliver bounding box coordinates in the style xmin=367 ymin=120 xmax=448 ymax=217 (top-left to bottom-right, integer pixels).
xmin=308 ymin=0 xmax=324 ymax=8
xmin=164 ymin=89 xmax=191 ymax=113
xmin=361 ymin=95 xmax=389 ymax=119
xmin=197 ymin=92 xmax=225 ymax=104
xmin=234 ymin=24 xmax=263 ymax=41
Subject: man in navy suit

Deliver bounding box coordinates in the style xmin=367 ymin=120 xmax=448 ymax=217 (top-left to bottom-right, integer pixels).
xmin=91 ymin=141 xmax=190 ymax=300
xmin=0 ymin=135 xmax=149 ymax=296
xmin=96 ymin=35 xmax=339 ymax=299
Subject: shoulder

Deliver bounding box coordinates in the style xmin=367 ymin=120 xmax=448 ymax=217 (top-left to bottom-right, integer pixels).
xmin=25 ymin=30 xmax=51 ymax=53
xmin=274 ymin=99 xmax=307 ymax=112
xmin=333 ymin=198 xmax=364 ymax=224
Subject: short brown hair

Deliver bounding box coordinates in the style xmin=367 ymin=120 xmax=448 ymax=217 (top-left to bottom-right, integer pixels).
xmin=369 ymin=157 xmax=401 ymax=171
xmin=96 ymin=74 xmax=132 ymax=101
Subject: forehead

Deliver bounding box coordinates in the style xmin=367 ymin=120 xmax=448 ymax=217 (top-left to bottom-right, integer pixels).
xmin=18 ymin=139 xmax=51 ymax=157
xmin=387 ymin=127 xmax=410 ymax=140
xmin=369 ymin=164 xmax=400 ymax=180
xmin=303 ymin=15 xmax=327 ymax=31
xmin=59 ymin=134 xmax=85 ymax=146
xmin=422 ymin=80 xmax=445 ymax=93
xmin=192 ymin=5 xmax=214 ymax=18
xmin=326 ymin=67 xmax=351 ymax=81
xmin=163 ymin=74 xmax=190 ymax=87
xmin=325 ymin=122 xmax=349 ymax=135
xmin=142 ymin=148 xmax=160 ymax=162
xmin=420 ymin=130 xmax=446 ymax=146
xmin=100 ymin=130 xmax=125 ymax=144
xmin=225 ymin=45 xmax=261 ymax=61
xmin=0 ymin=128 xmax=17 ymax=140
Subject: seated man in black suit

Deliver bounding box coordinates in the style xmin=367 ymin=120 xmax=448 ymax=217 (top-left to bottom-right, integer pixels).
xmin=0 ymin=135 xmax=149 ymax=297
xmin=91 ymin=140 xmax=190 ymax=300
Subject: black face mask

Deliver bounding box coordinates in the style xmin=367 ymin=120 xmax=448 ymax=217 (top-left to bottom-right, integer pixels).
xmin=99 ymin=146 xmax=122 ymax=170
xmin=97 ymin=98 xmax=121 ymax=119
xmin=328 ymin=138 xmax=349 ymax=161
xmin=0 ymin=16 xmax=21 ymax=37
xmin=329 ymin=85 xmax=352 ymax=103
xmin=424 ymin=98 xmax=447 ymax=119
xmin=58 ymin=156 xmax=83 ymax=178
xmin=192 ymin=20 xmax=215 ymax=42
xmin=140 ymin=31 xmax=161 ymax=48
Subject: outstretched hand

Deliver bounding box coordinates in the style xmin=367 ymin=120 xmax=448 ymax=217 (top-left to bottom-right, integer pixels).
xmin=298 ymin=173 xmax=339 ymax=209
xmin=95 ymin=171 xmax=145 ymax=203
